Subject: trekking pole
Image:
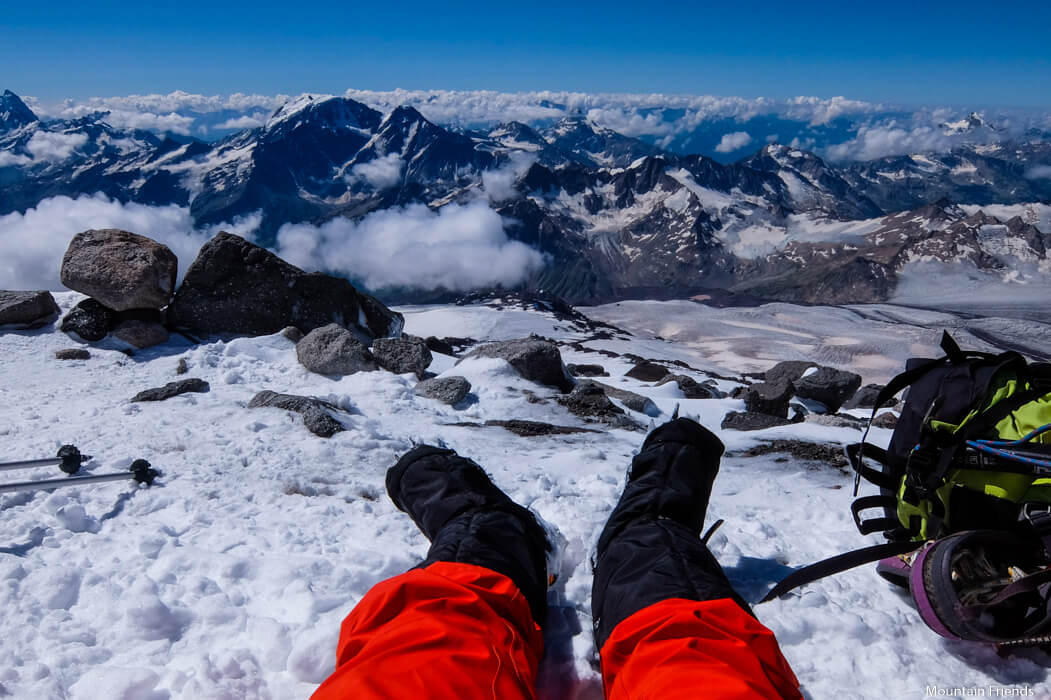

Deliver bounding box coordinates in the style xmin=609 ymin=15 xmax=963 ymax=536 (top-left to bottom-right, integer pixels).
xmin=0 ymin=459 xmax=159 ymax=495
xmin=0 ymin=445 xmax=90 ymax=475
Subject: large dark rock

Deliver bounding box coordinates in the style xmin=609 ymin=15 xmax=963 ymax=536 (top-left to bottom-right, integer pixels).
xmin=567 ymin=363 xmax=608 ymax=377
xmin=415 ymin=376 xmax=471 ymax=405
xmin=462 ymin=338 xmax=574 ymax=392
xmin=765 ymin=360 xmax=817 ymax=386
xmin=0 ymin=291 xmax=59 ymax=327
xmin=60 ymin=230 xmax=178 ymax=311
xmin=793 ymin=367 xmax=863 ymax=413
xmin=871 ymin=412 xmax=899 ymax=429
xmin=373 ymin=335 xmax=432 ymax=379
xmin=741 ymin=379 xmax=793 ymax=418
xmin=425 ymin=336 xmax=456 ymax=356
xmin=656 ymin=374 xmax=724 ymax=399
xmin=297 ymin=323 xmax=378 ymax=376
xmin=625 ymin=361 xmax=670 ymax=382
xmin=843 ymin=383 xmax=885 ymax=410
xmin=131 ymin=378 xmax=210 ymax=402
xmin=248 ymin=390 xmax=345 ymax=438
xmin=558 ymin=382 xmax=639 ymax=430
xmin=721 ymin=411 xmax=799 ymax=432
xmin=113 ymin=320 xmax=169 ymax=349
xmin=61 ymin=299 xmax=118 ymax=341
xmin=167 ymin=232 xmax=403 ymax=338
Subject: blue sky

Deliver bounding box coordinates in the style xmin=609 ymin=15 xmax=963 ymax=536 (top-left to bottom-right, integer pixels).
xmin=4 ymin=0 xmax=1050 ymax=106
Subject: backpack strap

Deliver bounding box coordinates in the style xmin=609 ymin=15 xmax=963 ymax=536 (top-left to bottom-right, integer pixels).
xmin=759 ymin=540 xmax=921 ymax=603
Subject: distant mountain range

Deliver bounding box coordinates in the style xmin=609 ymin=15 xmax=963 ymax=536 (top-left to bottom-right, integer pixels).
xmin=2 ymin=89 xmax=1050 ymax=305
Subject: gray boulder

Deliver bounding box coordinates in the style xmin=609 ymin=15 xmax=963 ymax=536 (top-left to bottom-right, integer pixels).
xmin=721 ymin=411 xmax=799 ymax=432
xmin=462 ymin=338 xmax=574 ymax=392
xmin=625 ymin=361 xmax=670 ymax=382
xmin=415 ymin=376 xmax=471 ymax=405
xmin=131 ymin=378 xmax=210 ymax=402
xmin=742 ymin=380 xmax=793 ymax=418
xmin=373 ymin=335 xmax=432 ymax=379
xmin=765 ymin=360 xmax=817 ymax=386
xmin=567 ymin=363 xmax=608 ymax=377
xmin=843 ymin=384 xmax=885 ymax=410
xmin=656 ymin=374 xmax=724 ymax=399
xmin=806 ymin=413 xmax=867 ymax=430
xmin=60 ymin=299 xmax=118 ymax=341
xmin=0 ymin=291 xmax=59 ymax=327
xmin=248 ymin=390 xmax=345 ymax=438
xmin=794 ymin=367 xmax=863 ymax=413
xmin=297 ymin=323 xmax=378 ymax=376
xmin=871 ymin=412 xmax=899 ymax=429
xmin=60 ymin=230 xmax=178 ymax=311
xmin=113 ymin=320 xmax=169 ymax=349
xmin=558 ymin=383 xmax=639 ymax=430
xmin=583 ymin=380 xmax=660 ymax=416
xmin=168 ymin=232 xmax=402 ymax=338
xmin=55 ymin=348 xmax=90 ymax=360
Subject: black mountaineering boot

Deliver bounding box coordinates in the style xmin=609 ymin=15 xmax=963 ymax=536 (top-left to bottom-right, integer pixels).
xmin=592 ymin=418 xmax=751 ymax=649
xmin=386 ymin=445 xmax=551 ymax=626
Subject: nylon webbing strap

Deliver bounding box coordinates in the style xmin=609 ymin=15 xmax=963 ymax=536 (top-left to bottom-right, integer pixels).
xmin=759 ymin=540 xmax=921 ymax=603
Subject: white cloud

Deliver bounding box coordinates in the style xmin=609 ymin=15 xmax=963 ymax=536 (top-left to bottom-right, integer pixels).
xmin=214 ymin=114 xmax=268 ymax=130
xmin=103 ymin=110 xmax=195 ymax=135
xmin=1025 ymin=165 xmax=1051 ymax=180
xmin=0 ymin=151 xmax=32 ymax=167
xmin=275 ymin=201 xmax=546 ymax=291
xmin=346 ymin=153 xmax=404 ymax=190
xmin=26 ymin=131 xmax=88 ymax=162
xmin=480 ymin=153 xmax=537 ymax=203
xmin=0 ymin=193 xmax=260 ymax=291
xmin=714 ymin=131 xmax=754 ymax=153
xmin=824 ymin=123 xmax=958 ymax=162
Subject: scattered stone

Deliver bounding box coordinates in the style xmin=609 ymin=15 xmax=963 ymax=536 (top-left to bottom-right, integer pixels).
xmin=871 ymin=412 xmax=899 ymax=429
xmin=806 ymin=413 xmax=867 ymax=430
xmin=425 ymin=336 xmax=456 ymax=356
xmin=625 ymin=361 xmax=670 ymax=382
xmin=741 ymin=380 xmax=793 ymax=418
xmin=596 ymin=349 xmax=620 ymax=358
xmin=176 ymin=358 xmax=189 ymax=375
xmin=113 ymin=320 xmax=169 ymax=349
xmin=656 ymin=374 xmax=724 ymax=399
xmin=765 ymin=360 xmax=817 ymax=386
xmin=462 ymin=338 xmax=574 ymax=392
xmin=61 ymin=298 xmax=118 ymax=341
xmin=131 ymin=378 xmax=210 ymax=402
xmin=729 ymin=440 xmax=850 ymax=469
xmin=167 ymin=232 xmax=403 ymax=338
xmin=281 ymin=326 xmax=303 ymax=343
xmin=558 ymin=383 xmax=640 ymax=430
xmin=567 ymin=363 xmax=608 ymax=377
xmin=843 ymin=384 xmax=886 ymax=410
xmin=296 ymin=323 xmax=378 ymax=376
xmin=55 ymin=348 xmax=90 ymax=360
xmin=248 ymin=390 xmax=345 ymax=438
xmin=583 ymin=380 xmax=660 ymax=416
xmin=478 ymin=419 xmax=602 ymax=437
xmin=720 ymin=411 xmax=801 ymax=431
xmin=373 ymin=335 xmax=432 ymax=379
xmin=60 ymin=229 xmax=178 ymax=311
xmin=415 ymin=376 xmax=471 ymax=405
xmin=793 ymin=367 xmax=863 ymax=413
xmin=0 ymin=291 xmax=59 ymax=327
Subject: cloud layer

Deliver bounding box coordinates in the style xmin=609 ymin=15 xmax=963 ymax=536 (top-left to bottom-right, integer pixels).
xmin=714 ymin=131 xmax=754 ymax=153
xmin=275 ymin=200 xmax=546 ymax=291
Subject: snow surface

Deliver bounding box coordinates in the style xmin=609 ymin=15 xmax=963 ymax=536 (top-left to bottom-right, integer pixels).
xmin=1 ymin=294 xmax=1048 ymax=698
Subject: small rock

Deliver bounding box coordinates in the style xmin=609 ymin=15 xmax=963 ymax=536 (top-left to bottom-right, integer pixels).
xmin=131 ymin=378 xmax=210 ymax=402
xmin=794 ymin=367 xmax=863 ymax=413
xmin=558 ymin=383 xmax=640 ymax=430
xmin=484 ymin=419 xmax=601 ymax=437
xmin=175 ymin=358 xmax=188 ymax=375
xmin=461 ymin=338 xmax=574 ymax=392
xmin=656 ymin=374 xmax=724 ymax=399
xmin=60 ymin=229 xmax=178 ymax=311
xmin=248 ymin=390 xmax=345 ymax=438
xmin=806 ymin=413 xmax=868 ymax=430
xmin=373 ymin=335 xmax=432 ymax=379
xmin=55 ymin=348 xmax=90 ymax=360
xmin=567 ymin=363 xmax=608 ymax=377
xmin=113 ymin=320 xmax=169 ymax=349
xmin=583 ymin=380 xmax=660 ymax=416
xmin=765 ymin=360 xmax=817 ymax=385
xmin=425 ymin=336 xmax=456 ymax=356
xmin=625 ymin=361 xmax=670 ymax=382
xmin=415 ymin=376 xmax=472 ymax=405
xmin=730 ymin=440 xmax=849 ymax=469
xmin=742 ymin=380 xmax=793 ymax=418
xmin=0 ymin=290 xmax=60 ymax=327
xmin=871 ymin=412 xmax=899 ymax=429
xmin=61 ymin=299 xmax=118 ymax=342
xmin=843 ymin=384 xmax=885 ymax=410
xmin=720 ymin=411 xmax=800 ymax=431
xmin=281 ymin=326 xmax=303 ymax=343
xmin=296 ymin=323 xmax=378 ymax=376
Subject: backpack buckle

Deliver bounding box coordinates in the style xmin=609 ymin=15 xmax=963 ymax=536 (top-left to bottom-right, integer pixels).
xmin=1019 ymin=502 xmax=1051 ymax=530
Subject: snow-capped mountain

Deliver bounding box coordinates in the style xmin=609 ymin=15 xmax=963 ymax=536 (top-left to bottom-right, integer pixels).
xmin=2 ymin=90 xmax=1050 ymax=306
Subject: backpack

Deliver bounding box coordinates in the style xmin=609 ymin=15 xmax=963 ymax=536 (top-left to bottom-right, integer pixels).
xmin=763 ymin=332 xmax=1051 ymax=648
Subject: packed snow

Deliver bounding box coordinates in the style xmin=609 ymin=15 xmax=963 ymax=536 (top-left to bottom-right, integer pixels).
xmin=1 ymin=294 xmax=1048 ymax=698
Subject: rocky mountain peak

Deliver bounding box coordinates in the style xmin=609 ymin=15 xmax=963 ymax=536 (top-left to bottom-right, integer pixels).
xmin=0 ymin=89 xmax=38 ymax=131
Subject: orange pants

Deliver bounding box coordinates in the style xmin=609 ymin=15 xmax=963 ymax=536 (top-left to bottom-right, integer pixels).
xmin=312 ymin=561 xmax=800 ymax=699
